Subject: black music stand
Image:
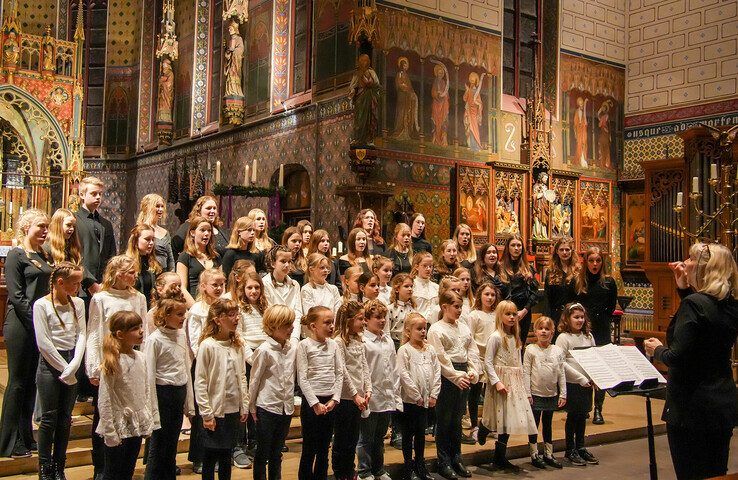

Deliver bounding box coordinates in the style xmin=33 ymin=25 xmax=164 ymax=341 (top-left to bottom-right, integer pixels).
xmin=607 ymin=383 xmax=666 ymax=480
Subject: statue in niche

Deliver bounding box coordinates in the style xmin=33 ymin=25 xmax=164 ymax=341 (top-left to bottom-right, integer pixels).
xmin=531 ymin=171 xmax=550 ymax=240
xmin=430 ymin=59 xmax=449 ymax=147
xmin=224 ymin=20 xmax=245 ymax=98
xmin=574 ymin=97 xmax=589 ymax=168
xmin=463 ymin=71 xmax=486 ymax=152
xmin=223 ymin=0 xmax=248 ymax=23
xmin=157 ymin=57 xmax=175 ymax=123
xmin=597 ymin=100 xmax=612 ymax=169
xmin=348 ymin=53 xmax=380 ymax=147
xmin=3 ymin=32 xmax=19 ymax=66
xmin=392 ymin=56 xmax=419 ymax=140
xmin=42 ymin=42 xmax=54 ymax=71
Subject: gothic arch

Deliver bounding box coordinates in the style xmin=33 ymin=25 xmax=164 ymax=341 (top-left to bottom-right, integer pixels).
xmin=0 ymin=84 xmax=70 ymax=175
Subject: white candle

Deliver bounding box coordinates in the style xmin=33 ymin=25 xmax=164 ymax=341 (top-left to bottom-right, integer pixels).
xmin=215 ymin=161 xmax=221 ymax=184
xmin=8 ymin=200 xmax=12 ymax=213
xmin=337 ymin=241 xmax=343 ymax=253
xmin=244 ymin=165 xmax=250 ymax=186
xmin=278 ymin=164 xmax=284 ymax=188
xmin=331 ymin=247 xmax=337 ymax=257
xmin=676 ymin=192 xmax=683 ymax=207
xmin=251 ymin=159 xmax=258 ymax=184
xmin=711 ymin=163 xmax=718 ymax=179
xmin=692 ymin=176 xmax=699 ymax=193
xmin=18 ymin=206 xmax=23 ymax=215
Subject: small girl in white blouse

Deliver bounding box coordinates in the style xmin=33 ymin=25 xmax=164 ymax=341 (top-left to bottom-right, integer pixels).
xmin=144 ymin=297 xmax=194 ymax=479
xmin=332 ymin=301 xmax=371 ymax=480
xmin=411 ymin=252 xmax=439 ymax=323
xmin=386 ymin=273 xmax=417 ymax=345
xmin=524 ymin=316 xmax=567 ymax=469
xmin=194 ymin=299 xmax=250 ymax=480
xmin=397 ymin=312 xmax=440 ymax=480
xmin=342 ymin=265 xmax=363 ymax=302
xmin=302 ymin=252 xmax=342 ymax=313
xmin=262 ymin=245 xmax=302 ymax=342
xmin=146 ymin=271 xmax=184 ymax=333
xmin=33 ymin=262 xmax=87 ymax=479
xmin=296 ymin=306 xmax=343 ymax=480
xmin=373 ymin=256 xmax=394 ymax=305
xmin=96 ymin=311 xmax=159 ymax=479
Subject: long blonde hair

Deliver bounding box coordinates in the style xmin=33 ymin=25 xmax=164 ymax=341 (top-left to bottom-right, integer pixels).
xmin=136 ymin=193 xmax=167 ymax=226
xmin=200 ymin=299 xmax=243 ymax=348
xmin=334 ymin=301 xmax=364 ymax=344
xmin=47 ymin=208 xmax=82 ymax=264
xmin=101 ymin=255 xmax=136 ymax=292
xmin=453 ymin=224 xmax=477 ymax=263
xmin=494 ymin=300 xmax=521 ymax=350
xmin=125 ymin=224 xmax=162 ymax=275
xmin=226 ymin=216 xmax=257 ymax=251
xmin=234 ymin=270 xmax=268 ymax=314
xmin=691 ymin=242 xmax=738 ymax=300
xmin=434 ymin=239 xmax=460 ymax=278
xmin=101 ymin=311 xmax=143 ymax=376
xmin=196 ymin=268 xmax=226 ymax=303
xmin=575 ymin=246 xmax=608 ymax=294
xmin=188 ymin=195 xmax=223 ymax=228
xmin=409 ymin=251 xmax=433 ymax=279
xmin=248 ymin=208 xmax=272 ymax=251
xmin=401 ymin=312 xmax=427 ymax=345
xmin=15 ymin=208 xmax=48 ymax=243
xmin=389 ymin=223 xmax=413 ymax=262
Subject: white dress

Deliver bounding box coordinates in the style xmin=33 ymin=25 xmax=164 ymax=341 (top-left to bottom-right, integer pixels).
xmin=481 ymin=331 xmax=537 ymax=435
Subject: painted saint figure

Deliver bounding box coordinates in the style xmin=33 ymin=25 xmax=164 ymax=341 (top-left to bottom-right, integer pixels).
xmin=224 ymin=20 xmax=245 ymax=99
xmin=348 ymin=53 xmax=381 ymax=147
xmin=573 ymin=97 xmax=589 ymax=168
xmin=430 ymin=60 xmax=449 ymax=147
xmin=531 ymin=172 xmax=549 ymax=240
xmin=157 ymin=57 xmax=175 ymax=123
xmin=463 ymin=71 xmax=486 ymax=151
xmin=597 ymin=100 xmax=612 ymax=169
xmin=3 ymin=32 xmax=19 ymax=66
xmin=392 ymin=56 xmax=419 ymax=140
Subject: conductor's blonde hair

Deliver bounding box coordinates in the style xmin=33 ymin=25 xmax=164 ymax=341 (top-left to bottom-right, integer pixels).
xmin=691 ymin=242 xmax=738 ymax=301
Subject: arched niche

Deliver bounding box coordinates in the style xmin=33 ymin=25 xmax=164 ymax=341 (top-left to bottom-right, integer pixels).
xmin=270 ymin=163 xmax=311 ymax=226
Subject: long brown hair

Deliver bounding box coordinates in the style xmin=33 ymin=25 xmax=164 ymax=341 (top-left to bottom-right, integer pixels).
xmin=47 ymin=208 xmax=82 ymax=264
xmin=575 ymin=246 xmax=607 ymax=294
xmin=548 ymin=236 xmax=580 ymax=285
xmin=473 ymin=281 xmax=500 ymax=312
xmin=188 ymin=195 xmax=223 ymax=228
xmin=47 ymin=261 xmax=83 ymax=328
xmin=499 ymin=234 xmax=532 ymax=281
xmin=200 ymin=299 xmax=243 ymax=348
xmin=389 ymin=223 xmax=413 ymax=262
xmin=434 ymin=239 xmax=460 ymax=278
xmin=226 ymin=216 xmax=257 ymax=252
xmin=353 ymin=209 xmax=384 ymax=246
xmin=334 ymin=301 xmax=364 ymax=344
xmin=453 ymin=223 xmax=477 ymax=263
xmin=307 ymin=229 xmax=332 ymax=258
xmin=153 ymin=297 xmax=187 ymax=327
xmin=235 ymin=271 xmax=268 ymax=315
xmin=248 ymin=208 xmax=272 ymax=251
xmin=101 ymin=311 xmax=143 ymax=376
xmin=389 ymin=273 xmax=416 ymax=307
xmin=409 ymin=251 xmax=433 ymax=279
xmin=346 ymin=227 xmax=373 ymax=269
xmin=558 ymin=302 xmax=591 ymax=335
xmin=151 ymin=271 xmax=185 ymax=307
xmin=184 ymin=216 xmax=217 ymax=259
xmin=125 ymin=224 xmax=162 ymax=276
xmin=473 ymin=243 xmax=499 ymax=281
xmin=281 ymin=226 xmax=307 ymax=271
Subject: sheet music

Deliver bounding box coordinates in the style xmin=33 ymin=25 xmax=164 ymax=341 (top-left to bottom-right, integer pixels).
xmin=618 ymin=345 xmax=667 ymax=384
xmin=598 ymin=344 xmax=641 ymax=382
xmin=569 ymin=348 xmax=623 ymax=390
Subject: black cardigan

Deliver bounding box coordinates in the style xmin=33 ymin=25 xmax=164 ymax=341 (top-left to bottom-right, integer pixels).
xmin=654 ymin=289 xmax=738 ymax=431
xmin=576 ymin=273 xmax=617 ymax=345
xmin=544 ymin=273 xmax=577 ymax=325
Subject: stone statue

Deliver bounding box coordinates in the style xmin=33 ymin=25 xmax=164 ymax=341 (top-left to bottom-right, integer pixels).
xmin=3 ymin=32 xmax=19 ymax=66
xmin=157 ymin=57 xmax=174 ymax=123
xmin=348 ymin=53 xmax=380 ymax=147
xmin=224 ymin=20 xmax=245 ymax=98
xmin=43 ymin=42 xmax=54 ymax=71
xmin=532 ymin=171 xmax=550 ymax=240
xmin=392 ymin=56 xmax=419 ymax=140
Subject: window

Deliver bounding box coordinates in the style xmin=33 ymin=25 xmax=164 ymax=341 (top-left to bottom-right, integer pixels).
xmin=290 ymin=0 xmax=312 ymax=96
xmin=502 ymin=0 xmax=538 ymax=98
xmin=105 ymin=88 xmax=128 ymax=155
xmin=245 ymin=0 xmax=272 ymax=114
xmin=313 ymin=0 xmax=355 ymax=93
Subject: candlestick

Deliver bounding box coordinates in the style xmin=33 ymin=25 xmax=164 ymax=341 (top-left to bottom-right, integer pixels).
xmin=215 ymin=161 xmax=222 ymax=184
xmin=331 ymin=247 xmax=337 ymax=257
xmin=710 ymin=163 xmax=718 ymax=179
xmin=676 ymin=192 xmax=683 ymax=207
xmin=337 ymin=241 xmax=343 ymax=253
xmin=692 ymin=176 xmax=699 ymax=193
xmin=244 ymin=165 xmax=250 ymax=187
xmin=251 ymin=159 xmax=257 ymax=184
xmin=278 ymin=164 xmax=284 ymax=188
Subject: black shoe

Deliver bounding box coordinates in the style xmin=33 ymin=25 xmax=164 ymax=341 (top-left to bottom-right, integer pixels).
xmin=437 ymin=464 xmax=458 ymax=480
xmin=530 ymin=454 xmax=547 ymax=469
xmin=391 ymin=431 xmax=403 ymax=450
xmin=477 ymin=424 xmax=491 ymax=446
xmin=565 ymin=450 xmax=587 ymax=466
xmin=543 ymin=454 xmax=562 ymax=469
xmin=193 ymin=462 xmax=202 ymax=474
xmin=403 ymin=462 xmax=421 ymax=480
xmin=281 ymin=444 xmax=289 ymax=452
xmin=39 ymin=463 xmax=55 ymax=480
xmin=30 ymin=442 xmax=38 ymax=452
xmin=578 ymin=448 xmax=599 ymax=464
xmin=11 ymin=443 xmax=31 ymax=458
xmin=592 ymin=408 xmax=604 ymax=425
xmin=54 ymin=461 xmax=68 ymax=480
xmin=93 ymin=473 xmax=104 ymax=480
xmin=425 ymin=425 xmax=435 ymax=436
xmin=460 ymin=433 xmax=476 ymax=445
xmin=415 ymin=461 xmax=434 ymax=480
xmin=175 ymin=465 xmax=181 ymax=475
xmin=452 ymin=462 xmax=472 ymax=478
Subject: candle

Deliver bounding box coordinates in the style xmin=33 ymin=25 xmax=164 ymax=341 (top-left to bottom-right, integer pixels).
xmin=710 ymin=163 xmax=718 ymax=179
xmin=676 ymin=192 xmax=683 ymax=207
xmin=278 ymin=164 xmax=284 ymax=188
xmin=331 ymin=247 xmax=337 ymax=257
xmin=692 ymin=176 xmax=699 ymax=193
xmin=251 ymin=159 xmax=257 ymax=184
xmin=215 ymin=161 xmax=221 ymax=184
xmin=337 ymin=241 xmax=343 ymax=253
xmin=8 ymin=200 xmax=12 ymax=213
xmin=244 ymin=165 xmax=250 ymax=187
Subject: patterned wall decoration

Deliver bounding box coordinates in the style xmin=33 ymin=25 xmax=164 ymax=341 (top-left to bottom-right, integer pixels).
xmin=578 ymin=178 xmax=610 ymax=252
xmin=174 ymin=0 xmax=195 ymax=138
xmin=314 ymin=112 xmax=354 ymax=237
xmin=11 ymin=76 xmax=75 ymax=134
xmin=381 ymin=0 xmax=502 ymax=33
xmin=106 ymin=0 xmax=140 ymax=66
xmin=58 ymin=0 xmax=68 ymax=39
xmin=390 ymin=185 xmax=452 ymax=250
xmin=136 ymin=0 xmax=157 ymax=146
xmin=626 ymin=0 xmax=738 ymax=115
xmin=622 ymin=134 xmax=683 ymax=180
xmin=191 ymin=0 xmax=211 ymax=133
xmin=560 ymin=0 xmax=626 ymax=64
xmin=18 ymin=0 xmax=57 ymax=36
xmin=83 ymin=161 xmax=131 ymax=249
xmin=269 ymin=0 xmax=290 ymax=112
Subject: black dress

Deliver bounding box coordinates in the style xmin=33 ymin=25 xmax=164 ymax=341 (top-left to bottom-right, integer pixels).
xmin=411 ymin=236 xmax=433 ymax=254
xmin=172 ymin=223 xmax=231 ymax=259
xmin=135 ymin=256 xmax=156 ymax=308
xmin=177 ymin=252 xmax=222 ymax=299
xmin=503 ymin=266 xmax=540 ymax=343
xmin=221 ymin=248 xmax=266 ymax=278
xmin=544 ymin=273 xmax=577 ymax=326
xmin=388 ymin=249 xmax=411 ymax=275
xmin=337 ymin=258 xmax=371 ymax=276
xmin=470 ymin=269 xmax=508 ymax=299
xmin=576 ymin=273 xmax=617 ymax=346
xmin=0 ymin=248 xmax=54 ymax=455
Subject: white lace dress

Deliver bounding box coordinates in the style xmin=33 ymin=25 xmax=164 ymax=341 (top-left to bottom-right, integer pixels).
xmin=96 ymin=350 xmax=160 ymax=447
xmin=481 ymin=331 xmax=537 ymax=435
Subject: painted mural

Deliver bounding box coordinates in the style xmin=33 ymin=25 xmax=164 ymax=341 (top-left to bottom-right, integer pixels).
xmin=493 ymin=168 xmax=525 ymax=239
xmin=559 ymin=54 xmax=624 ymax=177
xmin=550 ymin=175 xmax=576 ymax=239
xmin=578 ymin=179 xmax=611 ymax=252
xmin=624 ymin=192 xmax=646 ymax=264
xmin=457 ymin=165 xmax=490 ymax=240
xmin=245 ymin=0 xmax=273 ymax=113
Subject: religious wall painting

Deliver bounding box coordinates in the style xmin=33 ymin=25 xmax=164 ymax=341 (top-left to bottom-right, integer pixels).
xmin=578 ymin=179 xmax=611 ymax=252
xmin=457 ymin=165 xmax=490 ymax=240
xmin=245 ymin=0 xmax=273 ymax=113
xmin=348 ymin=53 xmax=380 ymax=147
xmin=550 ymin=175 xmax=576 ymax=239
xmin=493 ymin=168 xmax=526 ymax=242
xmin=559 ymin=54 xmax=624 ymax=177
xmin=624 ymin=192 xmax=646 ymax=265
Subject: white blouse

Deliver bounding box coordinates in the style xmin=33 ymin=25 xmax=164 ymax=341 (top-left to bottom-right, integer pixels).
xmin=412 ymin=277 xmax=439 ymax=323
xmin=555 ymin=332 xmax=596 ymax=385
xmin=466 ymin=310 xmax=496 ymax=359
xmin=523 ymin=343 xmax=567 ymax=399
xmin=248 ymin=337 xmax=297 ymax=415
xmin=378 ymin=285 xmax=392 ymax=306
xmin=194 ymin=337 xmax=250 ymax=420
xmin=96 ymin=350 xmax=160 ymax=447
xmin=263 ymin=274 xmax=302 ymax=342
xmin=239 ymin=306 xmax=267 ymax=352
xmin=186 ymin=301 xmax=210 ymax=358
xmin=33 ymin=296 xmax=87 ymax=385
xmin=397 ymin=343 xmax=441 ymax=407
xmin=145 ymin=327 xmax=195 ymax=416
xmin=363 ymin=330 xmax=403 ymax=413
xmin=296 ymin=337 xmax=344 ymax=407
xmin=427 ymin=319 xmax=481 ymax=386
xmin=385 ymin=300 xmax=417 ymax=341
xmin=301 ymin=282 xmax=342 ymax=313
xmin=335 ymin=336 xmax=372 ymax=400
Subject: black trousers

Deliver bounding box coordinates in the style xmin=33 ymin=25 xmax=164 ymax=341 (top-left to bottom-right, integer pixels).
xmin=0 ymin=314 xmax=39 ymax=456
xmin=332 ymin=399 xmax=361 ymax=479
xmin=519 ymin=311 xmax=532 ymax=345
xmin=103 ymin=436 xmax=142 ymax=480
xmin=565 ymin=413 xmax=587 ymax=451
xmin=92 ymin=386 xmax=106 ymax=473
xmin=36 ymin=351 xmax=78 ymax=467
xmin=400 ymin=403 xmax=428 ymax=466
xmin=667 ymin=424 xmax=732 ymax=480
xmin=188 ymin=362 xmax=204 ymax=464
xmin=531 ymin=409 xmax=554 ymax=444
xmin=467 ymin=382 xmax=483 ymax=428
xmin=436 ymin=369 xmax=469 ymax=468
xmin=299 ymin=395 xmax=335 ymax=480
xmin=203 ymin=448 xmax=232 ymax=480
xmin=145 ymin=384 xmax=187 ymax=480
xmin=253 ymin=407 xmax=291 ymax=480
